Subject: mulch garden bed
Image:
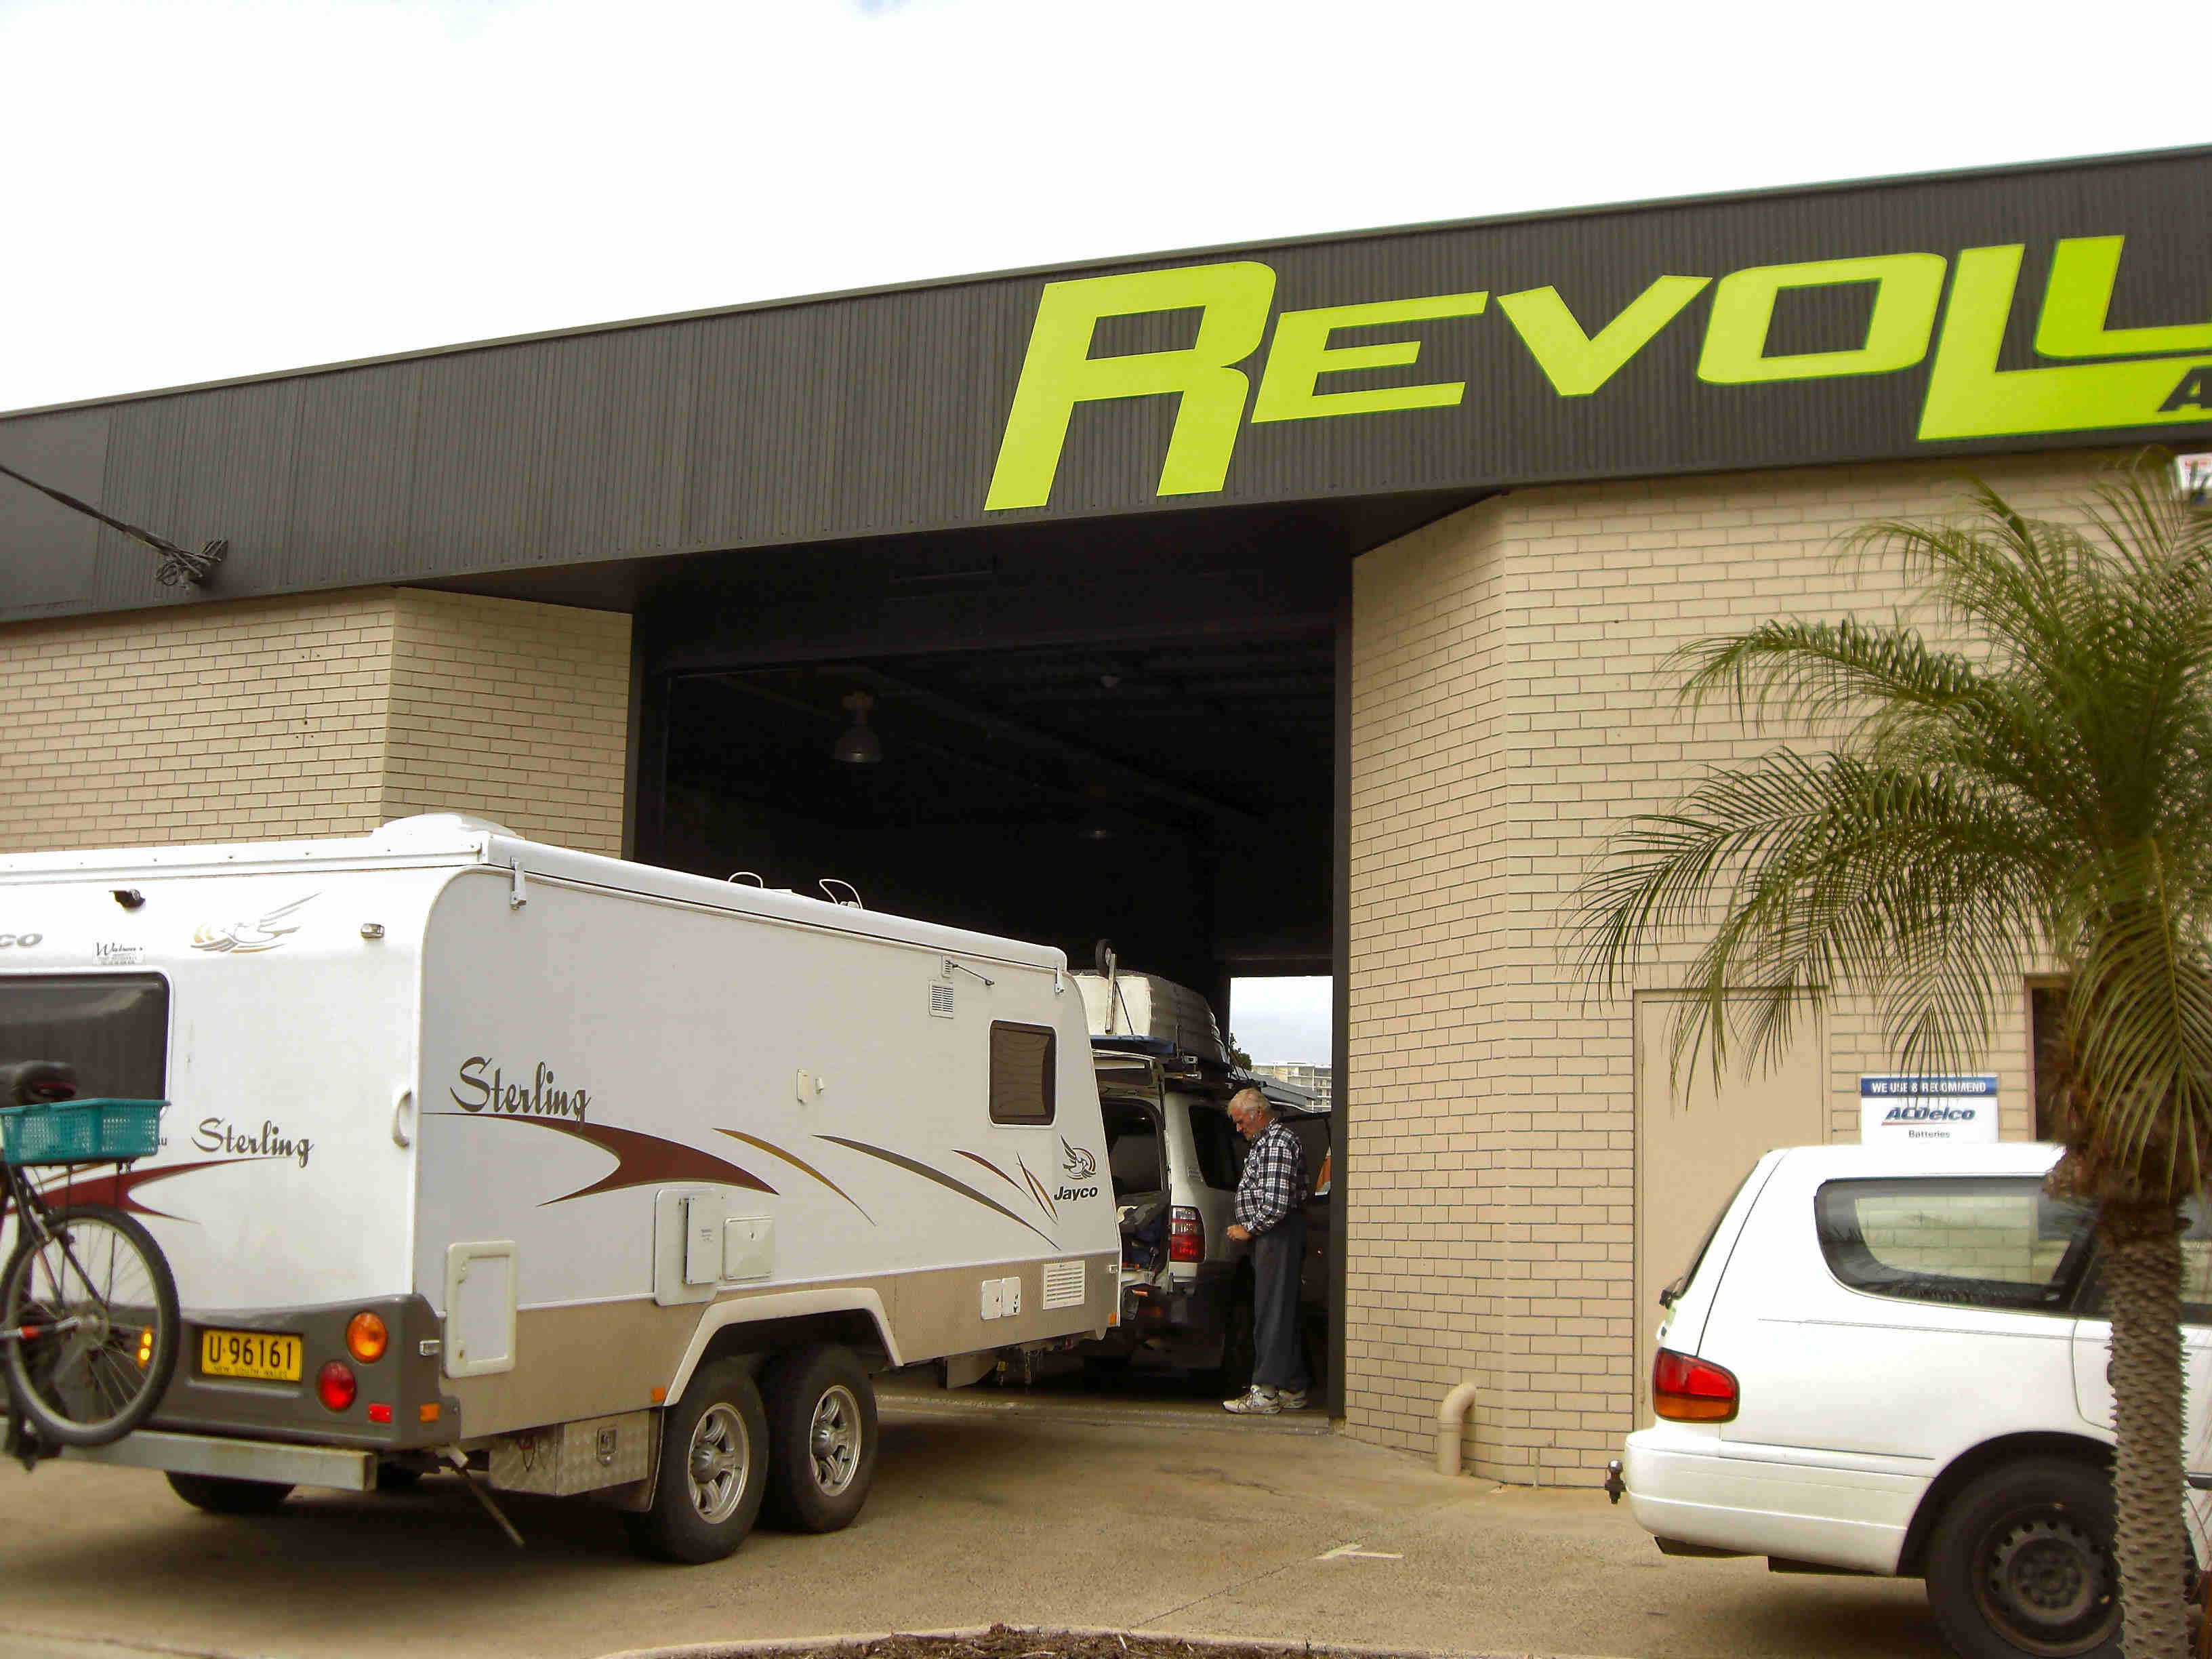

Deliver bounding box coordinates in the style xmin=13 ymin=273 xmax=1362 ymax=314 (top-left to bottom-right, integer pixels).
xmin=718 ymin=1626 xmax=1428 ymax=1659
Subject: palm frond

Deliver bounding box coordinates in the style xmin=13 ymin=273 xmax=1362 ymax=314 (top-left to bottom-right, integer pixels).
xmin=1577 ymin=455 xmax=2212 ymax=1203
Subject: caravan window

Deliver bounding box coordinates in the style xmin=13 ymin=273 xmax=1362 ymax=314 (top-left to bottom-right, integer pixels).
xmin=0 ymin=974 xmax=168 ymax=1099
xmin=989 ymin=1023 xmax=1055 ymax=1125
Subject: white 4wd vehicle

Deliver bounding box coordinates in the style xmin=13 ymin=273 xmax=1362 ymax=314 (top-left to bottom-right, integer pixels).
xmin=1619 ymin=1142 xmax=2212 ymax=1659
xmin=1082 ymin=1044 xmax=1330 ymax=1386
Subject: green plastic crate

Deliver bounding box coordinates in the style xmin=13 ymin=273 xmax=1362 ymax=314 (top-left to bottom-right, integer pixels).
xmin=0 ymin=1099 xmax=165 ymax=1166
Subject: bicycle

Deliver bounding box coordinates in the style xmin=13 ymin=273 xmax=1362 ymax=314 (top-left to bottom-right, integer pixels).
xmin=0 ymin=1061 xmax=180 ymax=1448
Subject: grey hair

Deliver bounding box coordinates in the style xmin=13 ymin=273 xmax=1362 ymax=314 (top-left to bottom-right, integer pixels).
xmin=1228 ymin=1086 xmax=1276 ymax=1119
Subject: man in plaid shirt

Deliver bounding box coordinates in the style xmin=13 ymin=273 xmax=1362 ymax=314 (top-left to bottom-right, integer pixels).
xmin=1222 ymin=1085 xmax=1310 ymax=1414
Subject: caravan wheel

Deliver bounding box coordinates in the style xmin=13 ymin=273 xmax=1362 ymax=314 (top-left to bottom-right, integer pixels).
xmin=623 ymin=1359 xmax=769 ymax=1564
xmin=762 ymin=1345 xmax=877 ymax=1532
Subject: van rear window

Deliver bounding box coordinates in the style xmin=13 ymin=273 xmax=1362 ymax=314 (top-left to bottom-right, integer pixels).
xmin=0 ymin=974 xmax=168 ymax=1101
xmin=1816 ymin=1177 xmax=2095 ymax=1314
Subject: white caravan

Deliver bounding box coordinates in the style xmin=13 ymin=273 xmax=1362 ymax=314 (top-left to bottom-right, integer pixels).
xmin=0 ymin=815 xmax=1118 ymax=1561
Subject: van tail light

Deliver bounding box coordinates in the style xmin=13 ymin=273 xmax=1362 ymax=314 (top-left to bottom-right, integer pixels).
xmin=1652 ymin=1348 xmax=1738 ymax=1422
xmin=1168 ymin=1207 xmax=1205 ymax=1263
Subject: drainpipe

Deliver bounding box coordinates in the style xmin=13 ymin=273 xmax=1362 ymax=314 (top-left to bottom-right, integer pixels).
xmin=1435 ymin=1381 xmax=1480 ymax=1477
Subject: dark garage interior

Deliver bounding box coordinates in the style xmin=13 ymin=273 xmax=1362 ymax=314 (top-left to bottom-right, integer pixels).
xmin=627 ymin=495 xmax=1471 ymax=1010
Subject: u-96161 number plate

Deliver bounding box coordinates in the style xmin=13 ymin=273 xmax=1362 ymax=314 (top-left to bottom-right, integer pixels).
xmin=199 ymin=1328 xmax=302 ymax=1382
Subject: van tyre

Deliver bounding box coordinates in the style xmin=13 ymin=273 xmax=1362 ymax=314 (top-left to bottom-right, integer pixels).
xmin=1924 ymin=1457 xmax=2120 ymax=1659
xmin=762 ymin=1345 xmax=877 ymax=1532
xmin=165 ymin=1472 xmax=293 ymax=1515
xmin=624 ymin=1359 xmax=770 ymax=1564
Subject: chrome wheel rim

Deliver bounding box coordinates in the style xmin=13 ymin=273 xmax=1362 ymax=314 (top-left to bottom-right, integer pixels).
xmin=808 ymin=1385 xmax=861 ymax=1496
xmin=1977 ymin=1510 xmax=2116 ymax=1657
xmin=684 ymin=1403 xmax=750 ymax=1523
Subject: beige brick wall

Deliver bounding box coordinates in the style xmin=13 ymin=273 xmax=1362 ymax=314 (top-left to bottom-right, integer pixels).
xmin=382 ymin=590 xmax=631 ymax=857
xmin=0 ymin=588 xmax=629 ymax=856
xmin=1345 ymin=453 xmax=2095 ymax=1482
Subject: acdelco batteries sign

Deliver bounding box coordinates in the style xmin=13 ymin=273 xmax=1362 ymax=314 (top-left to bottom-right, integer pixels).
xmin=1859 ymin=1074 xmax=2001 ymax=1145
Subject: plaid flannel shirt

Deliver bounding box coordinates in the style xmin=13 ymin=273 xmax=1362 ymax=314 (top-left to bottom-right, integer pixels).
xmin=1234 ymin=1119 xmax=1307 ymax=1236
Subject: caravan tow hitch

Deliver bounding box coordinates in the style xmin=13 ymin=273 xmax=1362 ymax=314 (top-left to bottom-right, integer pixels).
xmin=1604 ymin=1460 xmax=1626 ymax=1505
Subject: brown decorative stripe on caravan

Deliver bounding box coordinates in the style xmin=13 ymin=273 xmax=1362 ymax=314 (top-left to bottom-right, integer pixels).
xmin=516 ymin=1118 xmax=777 ymax=1205
xmin=954 ymin=1148 xmax=1033 ymax=1202
xmin=1015 ymin=1154 xmax=1057 ymax=1219
xmin=32 ymin=1157 xmax=261 ymax=1223
xmin=816 ymin=1135 xmax=1059 ymax=1248
xmin=719 ymin=1129 xmax=875 ymax=1223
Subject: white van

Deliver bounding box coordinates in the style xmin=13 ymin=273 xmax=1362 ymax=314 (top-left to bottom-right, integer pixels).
xmin=1619 ymin=1141 xmax=2212 ymax=1659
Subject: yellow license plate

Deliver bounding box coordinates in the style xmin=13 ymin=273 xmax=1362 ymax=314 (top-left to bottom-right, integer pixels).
xmin=199 ymin=1329 xmax=302 ymax=1382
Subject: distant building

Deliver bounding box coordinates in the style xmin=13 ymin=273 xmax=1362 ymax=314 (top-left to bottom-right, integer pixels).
xmin=1251 ymin=1062 xmax=1331 ymax=1111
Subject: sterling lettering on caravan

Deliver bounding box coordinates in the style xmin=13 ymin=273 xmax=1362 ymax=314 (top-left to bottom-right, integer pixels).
xmin=984 ymin=234 xmax=2212 ymax=512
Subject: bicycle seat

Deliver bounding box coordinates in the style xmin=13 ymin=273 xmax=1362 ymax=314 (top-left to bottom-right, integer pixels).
xmin=0 ymin=1061 xmax=77 ymax=1105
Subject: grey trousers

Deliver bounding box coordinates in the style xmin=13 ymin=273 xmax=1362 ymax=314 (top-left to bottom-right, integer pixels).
xmin=1250 ymin=1214 xmax=1311 ymax=1393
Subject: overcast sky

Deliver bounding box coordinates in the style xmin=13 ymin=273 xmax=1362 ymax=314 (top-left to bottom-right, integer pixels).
xmin=1231 ymin=977 xmax=1331 ymax=1067
xmin=1 ymin=0 xmax=2204 ymax=413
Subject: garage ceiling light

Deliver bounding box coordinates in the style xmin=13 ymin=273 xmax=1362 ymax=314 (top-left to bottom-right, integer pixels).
xmin=832 ymin=691 xmax=883 ymax=764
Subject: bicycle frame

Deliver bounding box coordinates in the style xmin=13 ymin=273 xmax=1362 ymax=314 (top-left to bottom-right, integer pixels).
xmin=1 ymin=1162 xmax=115 ymax=1345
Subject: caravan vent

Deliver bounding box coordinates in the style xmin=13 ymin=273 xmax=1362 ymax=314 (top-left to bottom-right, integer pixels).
xmin=1042 ymin=1259 xmax=1086 ymax=1309
xmin=930 ymin=983 xmax=955 ymax=1019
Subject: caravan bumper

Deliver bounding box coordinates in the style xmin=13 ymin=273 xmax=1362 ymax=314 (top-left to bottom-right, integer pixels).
xmin=150 ymin=1292 xmax=456 ymax=1451
xmin=63 ymin=1427 xmax=375 ymax=1492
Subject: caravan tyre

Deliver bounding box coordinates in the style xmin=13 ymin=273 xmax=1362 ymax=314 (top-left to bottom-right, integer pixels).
xmin=624 ymin=1359 xmax=769 ymax=1564
xmin=165 ymin=1472 xmax=293 ymax=1514
xmin=762 ymin=1345 xmax=877 ymax=1532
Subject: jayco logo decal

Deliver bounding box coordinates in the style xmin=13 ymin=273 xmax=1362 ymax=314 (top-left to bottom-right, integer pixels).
xmin=192 ymin=893 xmax=315 ymax=954
xmin=451 ymin=1055 xmax=591 ymax=1120
xmin=986 ymin=234 xmax=2212 ymax=511
xmin=1055 ymin=1136 xmax=1099 ymax=1202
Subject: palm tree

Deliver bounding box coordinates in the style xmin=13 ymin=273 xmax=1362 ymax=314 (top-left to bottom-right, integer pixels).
xmin=1574 ymin=454 xmax=2212 ymax=1659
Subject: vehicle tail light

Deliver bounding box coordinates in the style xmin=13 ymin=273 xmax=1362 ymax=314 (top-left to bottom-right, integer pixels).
xmin=367 ymin=1403 xmax=393 ymax=1425
xmin=346 ymin=1311 xmax=388 ymax=1364
xmin=1168 ymin=1206 xmax=1205 ymax=1263
xmin=317 ymin=1360 xmax=357 ymax=1412
xmin=1652 ymin=1348 xmax=1738 ymax=1422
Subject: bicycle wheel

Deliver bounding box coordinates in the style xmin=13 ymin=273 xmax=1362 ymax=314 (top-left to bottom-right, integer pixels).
xmin=3 ymin=1203 xmax=179 ymax=1446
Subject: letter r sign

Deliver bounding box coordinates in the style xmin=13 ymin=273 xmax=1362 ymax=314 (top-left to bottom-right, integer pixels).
xmin=985 ymin=263 xmax=1277 ymax=510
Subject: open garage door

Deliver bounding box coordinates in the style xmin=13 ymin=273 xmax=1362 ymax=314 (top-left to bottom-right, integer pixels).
xmin=622 ymin=506 xmax=1435 ymax=1414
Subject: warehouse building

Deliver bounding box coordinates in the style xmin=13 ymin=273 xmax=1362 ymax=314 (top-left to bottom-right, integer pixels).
xmin=3 ymin=145 xmax=2208 ymax=1481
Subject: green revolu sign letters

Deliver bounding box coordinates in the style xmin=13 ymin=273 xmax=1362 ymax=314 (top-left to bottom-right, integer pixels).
xmin=1696 ymin=254 xmax=1948 ymax=384
xmin=1495 ymin=276 xmax=1709 ymax=396
xmin=1250 ymin=292 xmax=1490 ymax=424
xmin=985 ymin=232 xmax=2212 ymax=512
xmin=983 ymin=264 xmax=1276 ymax=512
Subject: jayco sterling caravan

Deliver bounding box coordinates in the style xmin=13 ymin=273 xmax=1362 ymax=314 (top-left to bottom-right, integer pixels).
xmin=0 ymin=815 xmax=1119 ymax=1561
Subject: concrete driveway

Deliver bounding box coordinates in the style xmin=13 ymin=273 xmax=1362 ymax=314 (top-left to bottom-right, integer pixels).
xmin=0 ymin=1389 xmax=1946 ymax=1659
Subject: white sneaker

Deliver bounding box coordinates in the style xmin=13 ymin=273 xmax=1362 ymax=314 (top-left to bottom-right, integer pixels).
xmin=1277 ymin=1388 xmax=1309 ymax=1411
xmin=1223 ymin=1387 xmax=1282 ymax=1415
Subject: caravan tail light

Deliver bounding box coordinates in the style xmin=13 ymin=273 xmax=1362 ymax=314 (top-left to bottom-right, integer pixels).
xmin=346 ymin=1311 xmax=388 ymax=1364
xmin=317 ymin=1361 xmax=357 ymax=1413
xmin=1168 ymin=1206 xmax=1205 ymax=1263
xmin=1652 ymin=1349 xmax=1738 ymax=1422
